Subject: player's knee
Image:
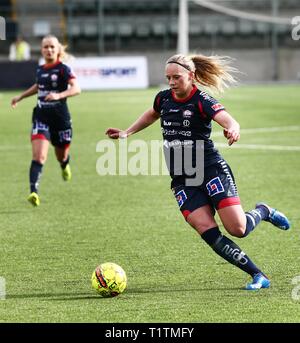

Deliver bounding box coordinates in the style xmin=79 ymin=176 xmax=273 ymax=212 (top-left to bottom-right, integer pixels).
xmin=226 ymin=225 xmax=245 ymax=238
xmin=187 ymin=216 xmax=216 ymax=235
xmin=33 ymin=155 xmax=47 ymax=164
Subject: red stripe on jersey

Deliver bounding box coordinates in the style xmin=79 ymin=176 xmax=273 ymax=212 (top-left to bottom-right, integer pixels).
xmin=198 ymin=100 xmax=207 ymax=119
xmin=182 ymin=210 xmax=191 ymax=220
xmin=217 ymin=197 xmax=241 ymax=209
xmin=31 ymin=134 xmax=48 ymax=141
xmin=171 ymin=85 xmax=198 ymax=103
xmin=155 ymin=96 xmax=161 ymax=110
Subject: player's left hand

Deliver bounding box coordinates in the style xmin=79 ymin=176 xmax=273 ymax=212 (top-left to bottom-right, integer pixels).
xmin=45 ymin=93 xmax=61 ymax=101
xmin=223 ymin=128 xmax=240 ymax=146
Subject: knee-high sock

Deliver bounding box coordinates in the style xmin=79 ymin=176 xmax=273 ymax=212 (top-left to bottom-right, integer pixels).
xmin=201 ymin=227 xmax=261 ymax=276
xmin=243 ymin=206 xmax=269 ymax=237
xmin=29 ymin=160 xmax=43 ymax=193
xmin=60 ymin=155 xmax=70 ymax=170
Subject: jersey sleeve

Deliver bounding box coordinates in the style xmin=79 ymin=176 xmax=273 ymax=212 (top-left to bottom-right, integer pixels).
xmin=198 ymin=92 xmax=225 ymax=120
xmin=153 ymin=91 xmax=162 ymax=113
xmin=61 ymin=64 xmax=76 ymax=82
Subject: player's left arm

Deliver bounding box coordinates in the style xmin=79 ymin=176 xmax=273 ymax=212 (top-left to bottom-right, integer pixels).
xmin=213 ymin=110 xmax=240 ymax=146
xmin=45 ymin=78 xmax=81 ymax=101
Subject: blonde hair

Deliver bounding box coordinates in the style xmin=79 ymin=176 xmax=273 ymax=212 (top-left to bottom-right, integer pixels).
xmin=166 ymin=53 xmax=238 ymax=93
xmin=41 ymin=34 xmax=71 ymax=62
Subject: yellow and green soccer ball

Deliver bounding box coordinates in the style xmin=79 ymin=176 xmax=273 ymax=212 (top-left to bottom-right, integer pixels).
xmin=91 ymin=262 xmax=127 ymax=297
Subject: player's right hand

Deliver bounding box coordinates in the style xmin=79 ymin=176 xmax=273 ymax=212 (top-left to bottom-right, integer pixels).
xmin=105 ymin=128 xmax=128 ymax=139
xmin=11 ymin=96 xmax=21 ymax=108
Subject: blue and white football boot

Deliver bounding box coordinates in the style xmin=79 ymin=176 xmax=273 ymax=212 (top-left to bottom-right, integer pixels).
xmin=245 ymin=273 xmax=270 ymax=291
xmin=256 ymin=203 xmax=290 ymax=230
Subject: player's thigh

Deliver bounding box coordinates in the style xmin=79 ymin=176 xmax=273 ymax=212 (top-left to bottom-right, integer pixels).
xmin=217 ymin=205 xmax=247 ymax=237
xmin=172 ymin=185 xmax=216 ymax=234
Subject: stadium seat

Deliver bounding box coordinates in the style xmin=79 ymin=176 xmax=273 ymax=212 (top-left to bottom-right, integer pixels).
xmin=189 ymin=20 xmax=202 ymax=36
xmin=256 ymin=22 xmax=270 ymax=35
xmin=152 ymin=22 xmax=167 ymax=36
xmin=169 ymin=21 xmax=178 ymax=35
xmin=118 ymin=22 xmax=134 ymax=37
xmin=204 ymin=21 xmax=219 ymax=35
xmin=82 ymin=21 xmax=98 ymax=37
xmin=102 ymin=22 xmax=116 ymax=37
xmin=221 ymin=21 xmax=236 ymax=35
xmin=136 ymin=23 xmax=151 ymax=38
xmin=33 ymin=20 xmax=51 ymax=37
xmin=239 ymin=20 xmax=254 ymax=35
xmin=67 ymin=21 xmax=81 ymax=37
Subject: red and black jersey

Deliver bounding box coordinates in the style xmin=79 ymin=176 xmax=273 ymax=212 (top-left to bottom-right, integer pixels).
xmin=153 ymin=85 xmax=225 ymax=185
xmin=36 ymin=61 xmax=75 ymax=109
xmin=33 ymin=61 xmax=76 ymax=127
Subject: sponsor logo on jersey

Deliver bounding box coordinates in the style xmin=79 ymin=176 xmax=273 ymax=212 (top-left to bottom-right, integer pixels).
xmin=51 ymin=74 xmax=58 ymax=81
xmin=183 ymin=110 xmax=193 ymax=118
xmin=211 ymin=103 xmax=224 ymax=111
xmin=163 ymin=140 xmax=193 ymax=148
xmin=183 ymin=120 xmax=190 ymax=127
xmin=169 ymin=109 xmax=180 ymax=112
xmin=41 ymin=73 xmax=49 ymax=78
xmin=163 ymin=120 xmax=181 ymax=127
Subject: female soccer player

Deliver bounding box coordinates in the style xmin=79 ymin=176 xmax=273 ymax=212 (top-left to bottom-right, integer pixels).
xmin=106 ymin=53 xmax=290 ymax=290
xmin=11 ymin=34 xmax=81 ymax=206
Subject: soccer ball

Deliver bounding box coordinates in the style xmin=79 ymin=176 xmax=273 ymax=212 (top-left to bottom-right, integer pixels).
xmin=91 ymin=262 xmax=127 ymax=297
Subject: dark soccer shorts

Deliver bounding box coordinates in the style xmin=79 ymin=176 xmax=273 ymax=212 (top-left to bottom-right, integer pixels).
xmin=31 ymin=119 xmax=73 ymax=147
xmin=31 ymin=106 xmax=72 ymax=147
xmin=172 ymin=159 xmax=241 ymax=220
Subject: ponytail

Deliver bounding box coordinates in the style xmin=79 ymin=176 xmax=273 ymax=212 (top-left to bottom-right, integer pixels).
xmin=191 ymin=54 xmax=237 ymax=93
xmin=166 ymin=53 xmax=238 ymax=93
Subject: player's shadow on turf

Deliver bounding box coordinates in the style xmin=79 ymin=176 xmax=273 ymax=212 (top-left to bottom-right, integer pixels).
xmin=7 ymin=286 xmax=243 ymax=301
xmin=6 ymin=292 xmax=101 ymax=300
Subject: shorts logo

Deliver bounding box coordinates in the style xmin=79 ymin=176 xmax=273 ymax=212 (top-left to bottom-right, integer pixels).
xmin=206 ymin=177 xmax=224 ymax=196
xmin=59 ymin=129 xmax=72 ymax=142
xmin=175 ymin=190 xmax=187 ymax=208
xmin=32 ymin=121 xmax=49 ymax=135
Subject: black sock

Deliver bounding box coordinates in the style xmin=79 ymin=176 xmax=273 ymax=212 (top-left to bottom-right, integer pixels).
xmin=201 ymin=227 xmax=261 ymax=277
xmin=29 ymin=160 xmax=43 ymax=193
xmin=243 ymin=206 xmax=268 ymax=237
xmin=60 ymin=155 xmax=70 ymax=170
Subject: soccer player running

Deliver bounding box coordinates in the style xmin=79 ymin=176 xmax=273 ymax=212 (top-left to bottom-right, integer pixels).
xmin=11 ymin=34 xmax=81 ymax=206
xmin=106 ymin=54 xmax=290 ymax=290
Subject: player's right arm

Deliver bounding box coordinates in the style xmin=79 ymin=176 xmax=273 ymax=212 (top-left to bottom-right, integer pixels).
xmin=106 ymin=108 xmax=160 ymax=139
xmin=11 ymin=83 xmax=38 ymax=108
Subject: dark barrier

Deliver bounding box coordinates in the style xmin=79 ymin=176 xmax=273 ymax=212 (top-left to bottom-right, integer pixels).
xmin=0 ymin=60 xmax=38 ymax=89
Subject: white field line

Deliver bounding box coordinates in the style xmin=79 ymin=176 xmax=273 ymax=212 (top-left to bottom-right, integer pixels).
xmin=215 ymin=143 xmax=300 ymax=151
xmin=0 ymin=126 xmax=300 ymax=152
xmin=214 ymin=125 xmax=300 ymax=151
xmin=213 ymin=125 xmax=300 ymax=137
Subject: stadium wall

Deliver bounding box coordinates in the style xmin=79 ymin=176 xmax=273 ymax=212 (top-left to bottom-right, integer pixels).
xmin=0 ymin=61 xmax=37 ymax=89
xmin=144 ymin=48 xmax=300 ymax=86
